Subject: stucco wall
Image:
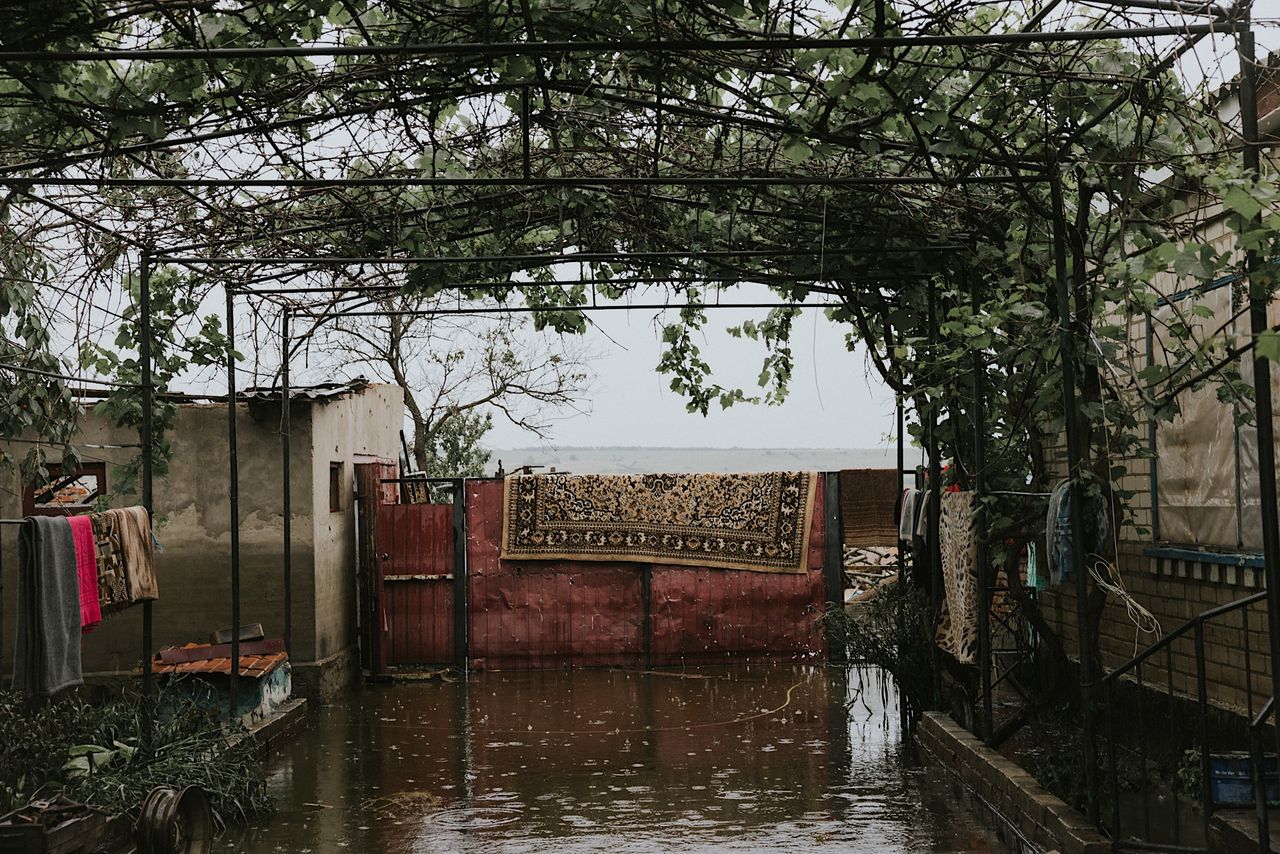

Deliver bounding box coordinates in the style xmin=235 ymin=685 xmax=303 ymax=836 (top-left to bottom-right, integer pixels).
xmin=307 ymin=384 xmax=402 ymax=664
xmin=0 ymin=384 xmax=402 ymax=691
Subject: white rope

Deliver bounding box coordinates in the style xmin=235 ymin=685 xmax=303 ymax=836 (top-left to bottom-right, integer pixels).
xmin=1087 ymin=331 xmax=1163 ymax=652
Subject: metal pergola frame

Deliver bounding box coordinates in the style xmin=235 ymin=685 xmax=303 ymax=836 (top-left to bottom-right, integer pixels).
xmin=4 ymin=3 xmax=1276 ymax=848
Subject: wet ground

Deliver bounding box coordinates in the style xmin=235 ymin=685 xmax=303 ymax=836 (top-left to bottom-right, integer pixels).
xmin=220 ymin=665 xmax=1005 ymax=853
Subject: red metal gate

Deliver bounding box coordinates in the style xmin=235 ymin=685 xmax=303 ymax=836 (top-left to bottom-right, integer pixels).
xmin=375 ymin=501 xmax=456 ymax=669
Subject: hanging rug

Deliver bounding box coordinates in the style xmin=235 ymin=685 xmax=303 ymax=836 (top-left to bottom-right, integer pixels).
xmin=500 ymin=471 xmax=817 ymax=573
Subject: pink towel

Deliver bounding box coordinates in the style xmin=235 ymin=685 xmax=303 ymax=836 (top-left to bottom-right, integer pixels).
xmin=68 ymin=515 xmax=100 ymax=633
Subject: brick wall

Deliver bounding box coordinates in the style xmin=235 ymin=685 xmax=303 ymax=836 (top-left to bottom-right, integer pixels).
xmin=1038 ymin=542 xmax=1270 ymax=716
xmin=916 ymin=712 xmax=1109 ymax=854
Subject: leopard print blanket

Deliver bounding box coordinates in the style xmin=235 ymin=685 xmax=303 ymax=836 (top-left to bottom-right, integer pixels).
xmin=935 ymin=490 xmax=979 ymax=665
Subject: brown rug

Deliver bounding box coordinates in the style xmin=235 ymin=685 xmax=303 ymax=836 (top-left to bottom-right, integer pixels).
xmin=501 ymin=471 xmax=818 ymax=573
xmin=839 ymin=468 xmax=901 ymax=546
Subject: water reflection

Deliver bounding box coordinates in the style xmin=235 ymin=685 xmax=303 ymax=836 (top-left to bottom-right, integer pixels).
xmin=220 ymin=665 xmax=1003 ymax=853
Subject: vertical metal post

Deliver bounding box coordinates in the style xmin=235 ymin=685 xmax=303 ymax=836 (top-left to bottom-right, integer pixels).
xmin=521 ymin=85 xmax=532 ymax=180
xmin=1 ymin=528 xmax=5 ymax=671
xmin=641 ymin=563 xmax=653 ymax=668
xmin=926 ymin=283 xmax=943 ymax=707
xmin=971 ymin=269 xmax=992 ymax=742
xmin=139 ymin=248 xmax=154 ymax=700
xmin=1050 ymin=169 xmax=1100 ymax=824
xmin=452 ymin=478 xmax=467 ymax=670
xmin=1106 ymin=680 xmax=1121 ymax=841
xmin=226 ymin=288 xmax=241 ymax=720
xmin=823 ymin=472 xmax=845 ymax=660
xmin=281 ymin=309 xmax=292 ymax=654
xmin=1239 ymin=21 xmax=1280 ymax=777
xmin=896 ymin=399 xmax=906 ymax=584
xmin=1195 ymin=622 xmax=1213 ymax=842
xmin=1145 ymin=314 xmax=1160 ymax=540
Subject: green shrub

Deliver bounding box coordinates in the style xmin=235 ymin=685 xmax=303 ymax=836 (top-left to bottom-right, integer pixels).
xmin=0 ymin=682 xmax=270 ymax=829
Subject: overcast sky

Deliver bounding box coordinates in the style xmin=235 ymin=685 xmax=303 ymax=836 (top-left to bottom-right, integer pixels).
xmin=484 ymin=307 xmax=898 ymax=450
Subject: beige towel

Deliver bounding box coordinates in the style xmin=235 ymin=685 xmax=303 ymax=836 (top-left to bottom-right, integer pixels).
xmin=118 ymin=506 xmax=157 ymax=601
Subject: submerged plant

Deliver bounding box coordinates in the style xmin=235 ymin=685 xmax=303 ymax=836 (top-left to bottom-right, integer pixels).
xmin=820 ymin=581 xmax=936 ymax=718
xmin=0 ymin=682 xmax=270 ymax=829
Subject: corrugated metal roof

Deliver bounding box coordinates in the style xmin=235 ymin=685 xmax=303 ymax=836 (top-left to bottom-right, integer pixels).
xmin=240 ymin=377 xmax=370 ymax=403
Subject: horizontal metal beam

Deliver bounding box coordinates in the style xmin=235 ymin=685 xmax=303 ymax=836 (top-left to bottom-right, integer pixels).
xmin=0 ymin=361 xmax=138 ymax=388
xmin=232 ymin=276 xmax=919 ymax=296
xmin=0 ymin=24 xmax=1240 ymax=63
xmin=161 ymin=248 xmax=957 ymax=266
xmin=296 ymin=301 xmax=837 ymax=319
xmin=160 ymin=247 xmax=960 ymax=266
xmin=17 ymin=174 xmax=1041 ymax=190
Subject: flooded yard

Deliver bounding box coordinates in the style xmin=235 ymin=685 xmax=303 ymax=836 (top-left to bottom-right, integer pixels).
xmin=220 ymin=665 xmax=1004 ymax=853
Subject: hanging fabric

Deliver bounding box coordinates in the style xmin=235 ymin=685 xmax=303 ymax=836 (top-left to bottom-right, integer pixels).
xmin=90 ymin=506 xmax=158 ymax=613
xmin=898 ymin=488 xmax=922 ymax=543
xmin=1046 ymin=480 xmax=1108 ymax=585
xmin=935 ymin=490 xmax=979 ymax=665
xmin=839 ymin=468 xmax=901 ymax=547
xmin=12 ymin=516 xmax=84 ymax=697
xmin=67 ymin=515 xmax=100 ymax=632
xmin=914 ymin=490 xmax=932 ymax=547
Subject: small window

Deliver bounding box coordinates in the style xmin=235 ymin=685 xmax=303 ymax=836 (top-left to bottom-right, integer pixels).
xmin=24 ymin=462 xmax=107 ymax=516
xmin=329 ymin=462 xmax=343 ymax=512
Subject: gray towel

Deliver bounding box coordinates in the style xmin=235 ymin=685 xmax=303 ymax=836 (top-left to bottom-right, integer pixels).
xmin=12 ymin=515 xmax=83 ymax=697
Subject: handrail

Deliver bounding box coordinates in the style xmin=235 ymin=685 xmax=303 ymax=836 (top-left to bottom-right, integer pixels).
xmin=1253 ymin=696 xmax=1274 ymax=731
xmin=1101 ymin=589 xmax=1271 ymax=853
xmin=1102 ymin=590 xmax=1267 ymax=683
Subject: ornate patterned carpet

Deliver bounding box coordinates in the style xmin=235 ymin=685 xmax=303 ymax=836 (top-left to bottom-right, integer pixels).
xmin=501 ymin=471 xmax=818 ymax=573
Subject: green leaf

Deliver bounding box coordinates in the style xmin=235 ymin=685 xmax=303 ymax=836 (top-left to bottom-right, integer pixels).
xmin=1257 ymin=330 xmax=1280 ymax=363
xmin=1224 ymin=186 xmax=1264 ymax=220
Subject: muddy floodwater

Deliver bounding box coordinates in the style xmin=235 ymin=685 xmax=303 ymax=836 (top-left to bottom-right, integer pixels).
xmin=220 ymin=665 xmax=1005 ymax=853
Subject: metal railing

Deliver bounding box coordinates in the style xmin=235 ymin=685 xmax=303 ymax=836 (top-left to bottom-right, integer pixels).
xmin=1100 ymin=590 xmax=1268 ymax=852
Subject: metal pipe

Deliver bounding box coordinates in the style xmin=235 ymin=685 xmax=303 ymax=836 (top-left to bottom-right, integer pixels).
xmin=140 ymin=248 xmax=155 ymax=702
xmin=298 ymin=302 xmax=836 ymax=320
xmin=452 ymin=479 xmax=468 ymax=671
xmin=0 ymin=362 xmax=139 ymax=388
xmin=1050 ymin=168 xmax=1100 ymax=824
xmin=1195 ymin=622 xmax=1213 ymax=842
xmin=36 ymin=174 xmax=1044 ymax=191
xmin=1238 ymin=20 xmax=1280 ymax=808
xmin=926 ymin=283 xmax=943 ymax=708
xmin=970 ymin=267 xmax=992 ymax=742
xmin=281 ymin=309 xmax=292 ymax=655
xmin=521 ymin=84 xmax=531 ymax=181
xmin=165 ymin=247 xmax=961 ymax=267
xmin=225 ymin=288 xmax=241 ymax=721
xmin=1 ymin=527 xmax=5 ymax=674
xmin=234 ymin=275 xmax=926 ymax=296
xmin=0 ymin=23 xmax=1241 ymax=63
xmin=896 ymin=398 xmax=906 ymax=585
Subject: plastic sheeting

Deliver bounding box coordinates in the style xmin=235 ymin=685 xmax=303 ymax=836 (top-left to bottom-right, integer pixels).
xmin=1152 ymin=281 xmax=1280 ymax=551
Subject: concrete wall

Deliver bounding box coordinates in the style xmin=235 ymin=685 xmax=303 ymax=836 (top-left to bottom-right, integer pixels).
xmin=0 ymin=384 xmax=402 ymax=702
xmin=302 ymin=384 xmax=402 ymax=695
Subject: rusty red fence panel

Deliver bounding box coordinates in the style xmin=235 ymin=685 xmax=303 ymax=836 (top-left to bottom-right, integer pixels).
xmin=463 ymin=478 xmax=827 ymax=670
